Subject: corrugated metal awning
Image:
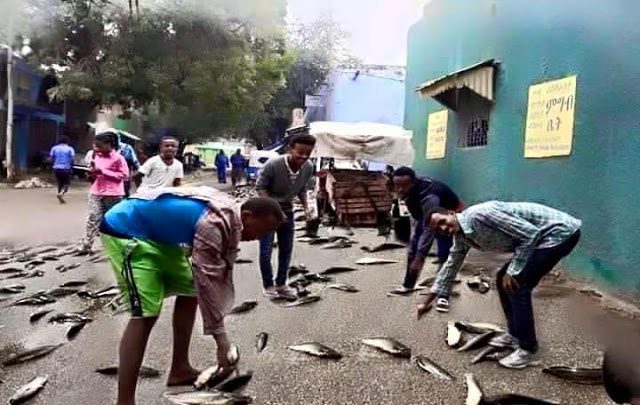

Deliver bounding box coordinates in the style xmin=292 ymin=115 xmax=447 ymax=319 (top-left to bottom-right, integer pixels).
xmin=416 ymin=59 xmax=497 ymax=109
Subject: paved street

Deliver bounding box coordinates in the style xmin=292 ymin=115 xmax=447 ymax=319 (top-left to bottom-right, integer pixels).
xmin=0 ymin=180 xmax=626 ymax=404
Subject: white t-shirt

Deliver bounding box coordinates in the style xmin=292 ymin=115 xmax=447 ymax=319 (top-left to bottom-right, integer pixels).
xmin=138 ymin=155 xmax=184 ymax=190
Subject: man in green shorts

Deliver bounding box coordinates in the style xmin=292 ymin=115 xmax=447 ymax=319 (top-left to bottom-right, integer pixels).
xmin=100 ymin=186 xmax=285 ymax=405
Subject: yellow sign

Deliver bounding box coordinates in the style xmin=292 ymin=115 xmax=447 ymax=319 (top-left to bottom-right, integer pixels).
xmin=524 ymin=75 xmax=577 ymax=158
xmin=426 ymin=110 xmax=448 ymax=159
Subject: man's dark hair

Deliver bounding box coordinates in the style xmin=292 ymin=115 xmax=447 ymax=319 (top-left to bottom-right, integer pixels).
xmin=58 ymin=135 xmax=70 ymax=144
xmin=160 ymin=136 xmax=178 ymax=144
xmin=95 ymin=131 xmax=119 ymax=149
xmin=242 ymin=197 xmax=286 ymax=222
xmin=393 ymin=166 xmax=416 ymax=180
xmin=289 ymin=134 xmax=316 ymax=148
xmin=424 ymin=206 xmax=450 ymax=224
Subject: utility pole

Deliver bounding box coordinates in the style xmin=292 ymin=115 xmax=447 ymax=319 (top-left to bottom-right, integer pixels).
xmin=3 ymin=46 xmax=14 ymax=180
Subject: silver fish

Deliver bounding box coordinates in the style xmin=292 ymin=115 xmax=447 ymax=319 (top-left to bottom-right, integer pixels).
xmin=194 ymin=366 xmax=225 ymax=390
xmin=414 ymin=355 xmax=455 ymax=380
xmin=256 ymin=332 xmax=268 ymax=353
xmin=67 ymin=322 xmax=87 ymax=340
xmin=228 ymin=300 xmax=257 ymax=314
xmin=542 ymin=366 xmax=603 ymax=385
xmin=361 ymin=242 xmax=406 ymax=253
xmin=288 ymin=266 xmax=309 ymax=277
xmin=9 ymin=375 xmax=48 ymax=404
xmin=322 ymin=240 xmax=353 ymax=249
xmin=216 ymin=371 xmax=253 ymax=393
xmin=283 ymin=295 xmax=321 ymax=307
xmin=234 ymin=259 xmax=253 ymax=264
xmin=0 ymin=268 xmax=25 ymax=274
xmin=287 ymin=342 xmax=342 ymax=359
xmin=56 ymin=263 xmax=81 ymax=273
xmin=361 ymin=338 xmax=411 ymax=358
xmin=355 ymin=257 xmax=400 ymax=265
xmin=457 ymin=331 xmax=496 ymax=352
xmin=29 ymin=308 xmax=53 ymax=323
xmin=24 ymin=260 xmax=45 ymax=270
xmin=308 ymin=237 xmax=330 ymax=245
xmin=13 ymin=295 xmax=56 ymax=306
xmin=477 ymin=281 xmax=491 ymax=294
xmin=446 ymin=321 xmax=463 ymax=348
xmin=328 ymin=283 xmax=359 ymax=293
xmin=59 ymin=280 xmax=88 ymax=288
xmin=0 ymin=284 xmax=26 ymax=294
xmin=302 ymin=273 xmax=332 ymax=283
xmin=48 ymin=312 xmax=93 ymax=324
xmin=22 ymin=269 xmax=45 ymax=278
xmin=455 ymin=321 xmax=505 ymax=335
xmin=471 ymin=346 xmax=507 ymax=364
xmin=465 ymin=373 xmax=560 ymax=405
xmin=96 ymin=365 xmax=162 ymax=378
xmin=47 ymin=287 xmax=82 ymax=297
xmin=321 ymin=267 xmax=357 ymax=275
xmin=164 ymin=389 xmax=253 ymax=405
xmin=3 ymin=344 xmax=63 ymax=366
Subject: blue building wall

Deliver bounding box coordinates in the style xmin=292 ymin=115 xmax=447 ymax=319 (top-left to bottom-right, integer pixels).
xmin=405 ymin=0 xmax=640 ymax=288
xmin=327 ymin=69 xmax=405 ymax=126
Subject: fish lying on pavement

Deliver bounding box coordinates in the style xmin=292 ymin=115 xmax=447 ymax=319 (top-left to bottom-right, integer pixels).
xmin=328 ymin=283 xmax=359 ymax=293
xmin=320 ymin=266 xmax=357 ymax=275
xmin=308 ymin=237 xmax=330 ymax=245
xmin=3 ymin=344 xmax=63 ymax=366
xmin=56 ymin=263 xmax=81 ymax=273
xmin=283 ymin=295 xmax=321 ymax=307
xmin=194 ymin=366 xmax=227 ymax=390
xmin=542 ymin=366 xmax=603 ymax=385
xmin=413 ymin=355 xmax=455 ymax=380
xmin=361 ymin=338 xmax=411 ymax=358
xmin=457 ymin=331 xmax=496 ymax=352
xmin=67 ymin=322 xmax=87 ymax=340
xmin=446 ymin=321 xmax=463 ymax=348
xmin=8 ymin=375 xmax=48 ymax=404
xmin=96 ymin=365 xmax=162 ymax=378
xmin=256 ymin=332 xmax=268 ymax=353
xmin=49 ymin=312 xmax=93 ymax=324
xmin=360 ymin=242 xmax=406 ymax=253
xmin=355 ymin=257 xmax=400 ymax=265
xmin=164 ymin=389 xmax=253 ymax=405
xmin=228 ymin=300 xmax=258 ymax=314
xmin=234 ymin=259 xmax=253 ymax=264
xmin=471 ymin=346 xmax=508 ymax=364
xmin=24 ymin=260 xmax=45 ymax=270
xmin=59 ymin=280 xmax=88 ymax=288
xmin=77 ymin=286 xmax=120 ymax=299
xmin=303 ymin=273 xmax=332 ymax=283
xmin=0 ymin=267 xmax=25 ymax=274
xmin=322 ymin=240 xmax=354 ymax=249
xmin=288 ymin=265 xmax=308 ymax=277
xmin=0 ymin=284 xmax=26 ymax=294
xmin=29 ymin=308 xmax=53 ymax=323
xmin=47 ymin=287 xmax=82 ymax=297
xmin=22 ymin=270 xmax=45 ymax=278
xmin=216 ymin=371 xmax=253 ymax=393
xmin=477 ymin=281 xmax=490 ymax=294
xmin=87 ymin=255 xmax=108 ymax=264
xmin=13 ymin=294 xmax=56 ymax=306
xmin=465 ymin=373 xmax=560 ymax=405
xmin=467 ymin=276 xmax=491 ymax=294
xmin=455 ymin=321 xmax=505 ymax=335
xmin=288 ymin=342 xmax=342 ymax=359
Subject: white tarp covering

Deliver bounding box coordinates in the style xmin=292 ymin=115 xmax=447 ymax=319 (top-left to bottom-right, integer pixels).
xmin=309 ymin=121 xmax=414 ymax=167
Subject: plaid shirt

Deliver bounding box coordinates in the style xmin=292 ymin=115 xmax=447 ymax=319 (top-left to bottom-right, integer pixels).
xmin=431 ymin=201 xmax=581 ymax=296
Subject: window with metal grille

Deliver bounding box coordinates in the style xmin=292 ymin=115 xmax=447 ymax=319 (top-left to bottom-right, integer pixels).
xmin=454 ymin=88 xmax=492 ymax=148
xmin=465 ymin=118 xmax=489 ymax=147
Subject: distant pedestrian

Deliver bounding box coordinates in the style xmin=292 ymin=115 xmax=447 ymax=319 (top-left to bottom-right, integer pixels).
xmin=256 ymin=134 xmax=316 ymax=299
xmin=388 ymin=167 xmax=463 ymax=314
xmin=230 ymin=149 xmax=245 ymax=187
xmin=49 ymin=135 xmax=75 ymax=204
xmin=79 ymin=132 xmax=129 ymax=253
xmin=215 ymin=150 xmax=230 ymax=184
xmin=419 ymin=201 xmax=581 ymax=369
xmin=116 ymin=133 xmax=140 ymax=197
xmin=135 ymin=136 xmax=183 ymax=191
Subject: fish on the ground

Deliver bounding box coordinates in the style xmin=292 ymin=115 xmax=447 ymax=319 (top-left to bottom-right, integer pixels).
xmin=455 ymin=321 xmax=505 ymax=335
xmin=0 ymin=267 xmax=25 ymax=274
xmin=194 ymin=366 xmax=226 ymax=390
xmin=228 ymin=300 xmax=258 ymax=315
xmin=287 ymin=342 xmax=342 ymax=359
xmin=471 ymin=346 xmax=508 ymax=364
xmin=542 ymin=366 xmax=603 ymax=385
xmin=56 ymin=263 xmax=81 ymax=273
xmin=22 ymin=269 xmax=45 ymax=278
xmin=29 ymin=308 xmax=53 ymax=323
xmin=164 ymin=389 xmax=253 ymax=405
xmin=283 ymin=295 xmax=321 ymax=307
xmin=308 ymin=237 xmax=330 ymax=245
xmin=467 ymin=276 xmax=491 ymax=293
xmin=291 ymin=284 xmax=310 ymax=298
xmin=0 ymin=284 xmax=26 ymax=294
xmin=320 ymin=267 xmax=357 ymax=275
xmin=24 ymin=260 xmax=45 ymax=270
xmin=328 ymin=283 xmax=359 ymax=293
xmin=457 ymin=331 xmax=496 ymax=352
xmin=47 ymin=287 xmax=82 ymax=297
xmin=87 ymin=255 xmax=108 ymax=263
xmin=361 ymin=242 xmax=406 ymax=253
xmin=446 ymin=321 xmax=463 ymax=348
xmin=288 ymin=278 xmax=312 ymax=289
xmin=256 ymin=332 xmax=268 ymax=353
xmin=96 ymin=365 xmax=162 ymax=378
xmin=322 ymin=239 xmax=354 ymax=249
xmin=48 ymin=312 xmax=93 ymax=324
xmin=477 ymin=281 xmax=491 ymax=294
xmin=67 ymin=322 xmax=87 ymax=340
xmin=78 ymin=285 xmax=119 ymax=299
xmin=288 ymin=264 xmax=308 ymax=277
xmin=59 ymin=280 xmax=88 ymax=288
xmin=8 ymin=375 xmax=48 ymax=404
xmin=413 ymin=355 xmax=455 ymax=381
xmin=13 ymin=294 xmax=56 ymax=306
xmin=3 ymin=344 xmax=63 ymax=366
xmin=361 ymin=338 xmax=411 ymax=358
xmin=235 ymin=259 xmax=253 ymax=264
xmin=465 ymin=373 xmax=560 ymax=405
xmin=296 ymin=237 xmax=317 ymax=243
xmin=216 ymin=371 xmax=253 ymax=393
xmin=355 ymin=257 xmax=400 ymax=265
xmin=386 ymin=287 xmax=425 ymax=297
xmin=39 ymin=255 xmax=59 ymax=261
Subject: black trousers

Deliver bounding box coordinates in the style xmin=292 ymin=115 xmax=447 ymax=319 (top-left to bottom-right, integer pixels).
xmin=54 ymin=169 xmax=71 ymax=193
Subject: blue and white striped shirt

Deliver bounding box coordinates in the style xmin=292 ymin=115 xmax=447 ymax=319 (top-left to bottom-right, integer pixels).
xmin=431 ymin=201 xmax=581 ymax=296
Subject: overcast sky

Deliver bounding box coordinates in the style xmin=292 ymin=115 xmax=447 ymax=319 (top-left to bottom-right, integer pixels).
xmin=287 ymin=0 xmax=430 ymax=66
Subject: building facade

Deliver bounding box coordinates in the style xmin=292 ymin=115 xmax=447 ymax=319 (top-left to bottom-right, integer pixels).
xmin=405 ymin=0 xmax=640 ymax=288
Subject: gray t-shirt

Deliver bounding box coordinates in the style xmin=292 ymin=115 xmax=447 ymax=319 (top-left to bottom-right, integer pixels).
xmin=256 ymin=155 xmax=314 ymax=212
xmin=138 ymin=155 xmax=184 ymax=190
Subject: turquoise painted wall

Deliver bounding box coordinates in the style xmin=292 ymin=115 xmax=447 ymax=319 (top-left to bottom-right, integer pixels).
xmin=405 ymin=0 xmax=640 ymax=289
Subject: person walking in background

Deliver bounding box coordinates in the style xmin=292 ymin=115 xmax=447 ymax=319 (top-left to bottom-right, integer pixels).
xmin=79 ymin=132 xmax=129 ymax=253
xmin=256 ymin=134 xmax=316 ymax=299
xmin=116 ymin=133 xmax=140 ymax=197
xmin=215 ymin=150 xmax=230 ymax=184
xmin=230 ymin=149 xmax=245 ymax=187
xmin=49 ymin=134 xmax=75 ymax=204
xmin=135 ymin=136 xmax=183 ymax=191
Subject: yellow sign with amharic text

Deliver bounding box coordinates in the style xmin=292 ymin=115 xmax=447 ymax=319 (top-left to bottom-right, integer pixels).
xmin=426 ymin=110 xmax=448 ymax=159
xmin=524 ymin=75 xmax=577 ymax=158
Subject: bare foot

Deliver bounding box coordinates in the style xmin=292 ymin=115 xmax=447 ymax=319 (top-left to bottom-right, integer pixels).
xmin=167 ymin=366 xmax=200 ymax=386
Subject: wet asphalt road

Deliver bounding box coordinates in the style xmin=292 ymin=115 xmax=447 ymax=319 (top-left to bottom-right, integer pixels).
xmin=0 ymin=182 xmax=617 ymax=404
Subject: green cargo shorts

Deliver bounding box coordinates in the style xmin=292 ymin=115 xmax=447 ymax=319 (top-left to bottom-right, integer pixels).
xmin=101 ymin=234 xmax=196 ymax=318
